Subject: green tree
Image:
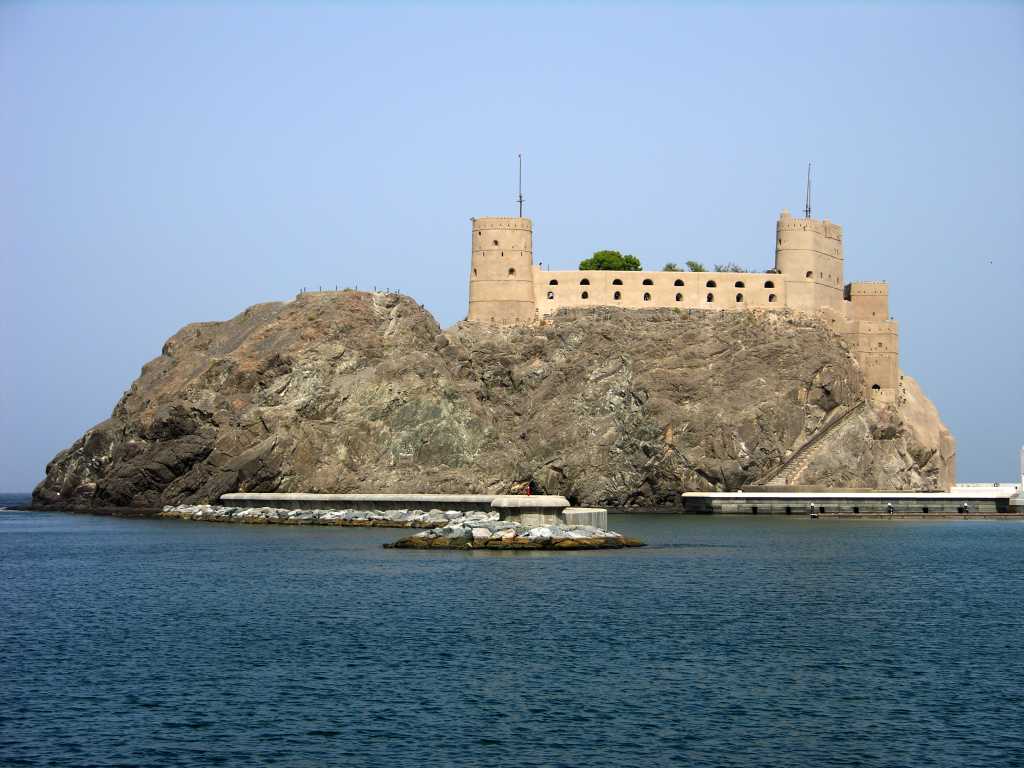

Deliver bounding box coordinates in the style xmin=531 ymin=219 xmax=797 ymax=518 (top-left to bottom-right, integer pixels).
xmin=579 ymin=250 xmax=642 ymax=271
xmin=686 ymin=260 xmax=707 ymax=272
xmin=713 ymin=262 xmax=747 ymax=272
xmin=663 ymin=262 xmax=681 ymax=271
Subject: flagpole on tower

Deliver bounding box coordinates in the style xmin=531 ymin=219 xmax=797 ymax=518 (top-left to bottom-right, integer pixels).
xmin=804 ymin=162 xmax=812 ymax=219
xmin=517 ymin=154 xmax=524 ymax=218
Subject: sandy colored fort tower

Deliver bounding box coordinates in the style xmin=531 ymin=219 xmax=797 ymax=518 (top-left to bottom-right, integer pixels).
xmin=467 ymin=217 xmax=535 ymax=324
xmin=466 ymin=208 xmax=902 ymax=402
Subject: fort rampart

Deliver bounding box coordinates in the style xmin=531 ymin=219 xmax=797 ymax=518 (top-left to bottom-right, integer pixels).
xmin=466 ymin=209 xmax=901 ymax=400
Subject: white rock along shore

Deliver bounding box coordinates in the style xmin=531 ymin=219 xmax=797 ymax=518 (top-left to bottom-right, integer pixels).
xmin=159 ymin=504 xmax=644 ymax=549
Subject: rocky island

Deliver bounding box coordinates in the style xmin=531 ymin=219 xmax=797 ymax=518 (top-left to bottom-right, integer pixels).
xmin=33 ymin=289 xmax=954 ymax=512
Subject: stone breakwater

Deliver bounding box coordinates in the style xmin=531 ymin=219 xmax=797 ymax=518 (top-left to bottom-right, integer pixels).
xmin=385 ymin=520 xmax=645 ymax=550
xmin=161 ymin=504 xmax=490 ymax=527
xmin=160 ymin=504 xmax=642 ymax=550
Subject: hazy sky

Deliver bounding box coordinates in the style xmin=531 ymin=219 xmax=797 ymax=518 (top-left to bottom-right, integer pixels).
xmin=1 ymin=3 xmax=1021 ymax=491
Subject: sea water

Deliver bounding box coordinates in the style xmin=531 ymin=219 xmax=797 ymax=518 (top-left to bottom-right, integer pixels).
xmin=1 ymin=500 xmax=1022 ymax=767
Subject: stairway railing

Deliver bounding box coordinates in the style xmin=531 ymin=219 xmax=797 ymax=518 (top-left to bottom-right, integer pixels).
xmin=755 ymin=400 xmax=866 ymax=486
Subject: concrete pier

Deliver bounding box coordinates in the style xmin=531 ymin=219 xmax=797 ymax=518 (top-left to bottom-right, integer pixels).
xmin=676 ymin=486 xmax=1023 ymax=516
xmin=491 ymin=495 xmax=570 ymax=527
xmin=220 ymin=493 xmax=497 ymax=513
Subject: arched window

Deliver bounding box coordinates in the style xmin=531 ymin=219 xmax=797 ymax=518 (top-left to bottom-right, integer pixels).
xmin=706 ymin=293 xmax=714 ymax=303
xmin=493 ymin=240 xmax=499 ymax=246
xmin=764 ymin=280 xmax=774 ymax=288
xmin=613 ymin=291 xmax=621 ymax=300
xmin=548 ymin=279 xmax=558 ymax=286
xmin=579 ymin=278 xmax=590 ymax=285
xmin=508 ymin=267 xmax=515 ymax=276
xmin=735 ymin=281 xmax=745 ymax=288
xmin=473 ymin=268 xmax=477 ymax=276
xmin=675 ymin=293 xmax=683 ymax=302
xmin=736 ymin=293 xmax=744 ymax=302
xmin=643 ymin=292 xmax=651 ymax=302
xmin=805 ymin=271 xmax=813 ymax=278
xmin=706 ymin=280 xmax=717 ymax=288
xmin=612 ymin=278 xmax=623 ymax=285
xmin=581 ymin=291 xmax=589 ymax=300
xmin=642 ymin=278 xmax=654 ymax=286
xmin=768 ymin=293 xmax=777 ymax=303
xmin=674 ymin=279 xmax=684 ymax=286
xmin=871 ymin=384 xmax=881 ymax=391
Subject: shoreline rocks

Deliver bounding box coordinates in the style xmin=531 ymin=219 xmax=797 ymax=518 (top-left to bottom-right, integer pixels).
xmin=159 ymin=504 xmax=497 ymax=528
xmin=158 ymin=504 xmax=644 ymax=549
xmin=384 ymin=521 xmax=644 ymax=550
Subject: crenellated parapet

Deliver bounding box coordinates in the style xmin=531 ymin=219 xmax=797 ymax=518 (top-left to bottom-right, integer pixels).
xmin=775 ymin=213 xmax=843 ymax=241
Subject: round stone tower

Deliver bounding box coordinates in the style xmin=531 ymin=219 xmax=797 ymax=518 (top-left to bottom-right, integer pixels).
xmin=467 ymin=217 xmax=536 ymax=324
xmin=774 ymin=210 xmax=845 ymax=313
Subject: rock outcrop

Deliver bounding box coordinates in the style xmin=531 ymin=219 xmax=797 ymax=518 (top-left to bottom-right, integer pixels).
xmin=33 ymin=291 xmax=955 ymax=510
xmin=386 ymin=522 xmax=644 ymax=551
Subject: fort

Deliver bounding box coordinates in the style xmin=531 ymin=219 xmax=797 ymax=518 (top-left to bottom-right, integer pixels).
xmin=467 ymin=210 xmax=900 ymax=402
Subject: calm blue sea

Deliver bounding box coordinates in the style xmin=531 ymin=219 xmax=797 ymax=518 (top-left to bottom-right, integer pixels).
xmin=1 ymin=499 xmax=1022 ymax=767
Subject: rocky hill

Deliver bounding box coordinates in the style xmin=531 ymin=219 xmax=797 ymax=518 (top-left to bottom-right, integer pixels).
xmin=33 ymin=291 xmax=955 ymax=510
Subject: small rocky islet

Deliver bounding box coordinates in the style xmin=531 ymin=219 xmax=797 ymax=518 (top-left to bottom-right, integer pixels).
xmin=34 ymin=291 xmax=955 ymax=512
xmin=160 ymin=504 xmax=642 ymax=550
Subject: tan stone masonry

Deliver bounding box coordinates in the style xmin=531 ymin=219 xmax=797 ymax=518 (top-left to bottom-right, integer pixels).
xmin=466 ymin=209 xmax=901 ymax=400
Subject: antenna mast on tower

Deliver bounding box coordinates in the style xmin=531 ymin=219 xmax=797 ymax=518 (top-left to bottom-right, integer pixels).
xmin=804 ymin=162 xmax=812 ymax=219
xmin=517 ymin=153 xmax=525 ymax=217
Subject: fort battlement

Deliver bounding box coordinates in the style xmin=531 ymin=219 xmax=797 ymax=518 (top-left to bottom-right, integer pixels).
xmin=466 ymin=209 xmax=902 ymax=399
xmin=776 ymin=213 xmax=842 ymax=240
xmin=471 ymin=216 xmax=532 ymax=231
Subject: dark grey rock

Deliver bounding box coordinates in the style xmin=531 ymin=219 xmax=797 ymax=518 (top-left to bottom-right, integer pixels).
xmin=33 ymin=293 xmax=955 ymax=511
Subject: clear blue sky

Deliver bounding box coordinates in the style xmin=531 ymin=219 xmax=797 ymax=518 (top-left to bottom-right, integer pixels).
xmin=1 ymin=3 xmax=1021 ymax=491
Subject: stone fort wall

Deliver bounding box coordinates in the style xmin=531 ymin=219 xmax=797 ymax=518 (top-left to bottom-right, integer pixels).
xmin=534 ymin=269 xmax=787 ymax=311
xmin=466 ymin=210 xmax=901 ymax=400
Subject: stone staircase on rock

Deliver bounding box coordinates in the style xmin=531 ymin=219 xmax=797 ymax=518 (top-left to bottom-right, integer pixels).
xmin=757 ymin=401 xmax=867 ymax=486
